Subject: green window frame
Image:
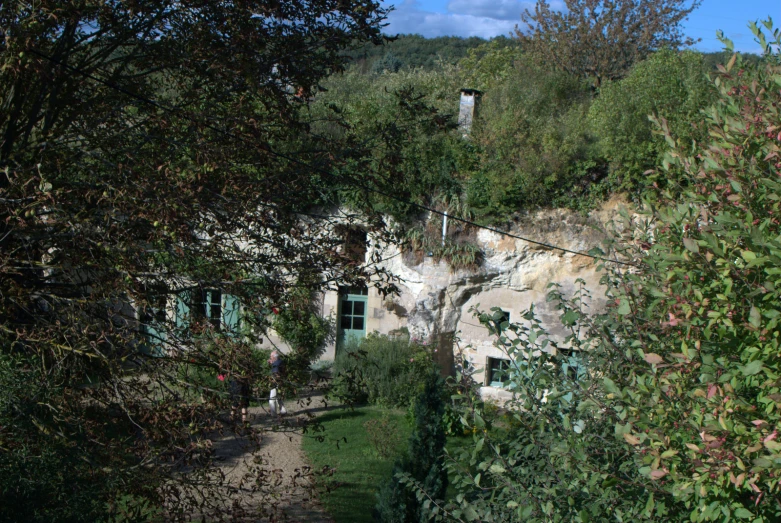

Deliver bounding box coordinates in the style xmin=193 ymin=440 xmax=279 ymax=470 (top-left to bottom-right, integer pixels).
xmin=173 ymin=288 xmax=241 ymax=336
xmin=140 ymin=291 xmax=168 ymax=356
xmin=336 ymin=286 xmax=368 ymax=351
xmin=487 ymin=357 xmax=512 ymax=388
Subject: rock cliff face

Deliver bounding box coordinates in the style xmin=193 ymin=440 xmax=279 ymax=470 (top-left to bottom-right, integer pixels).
xmin=375 ymin=198 xmax=628 ymax=380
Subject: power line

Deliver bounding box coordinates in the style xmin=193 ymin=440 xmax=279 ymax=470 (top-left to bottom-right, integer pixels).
xmin=26 ymin=47 xmax=636 ymax=268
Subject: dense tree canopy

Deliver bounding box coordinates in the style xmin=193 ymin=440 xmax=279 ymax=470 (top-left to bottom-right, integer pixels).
xmin=440 ymin=23 xmax=781 ymax=523
xmin=0 ymin=1 xmax=402 ymax=520
xmin=345 ymin=34 xmax=499 ymax=72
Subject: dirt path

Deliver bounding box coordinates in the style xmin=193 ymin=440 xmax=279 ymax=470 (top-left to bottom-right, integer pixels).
xmin=210 ymin=392 xmax=335 ymax=522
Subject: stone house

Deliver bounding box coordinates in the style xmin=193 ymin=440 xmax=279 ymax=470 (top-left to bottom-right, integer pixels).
xmin=259 ymin=199 xmax=625 ymax=397
xmin=137 ymin=88 xmax=625 ymax=397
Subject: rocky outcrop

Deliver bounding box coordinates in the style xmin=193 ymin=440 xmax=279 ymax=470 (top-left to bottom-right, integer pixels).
xmin=376 ymin=197 xmax=629 ymax=372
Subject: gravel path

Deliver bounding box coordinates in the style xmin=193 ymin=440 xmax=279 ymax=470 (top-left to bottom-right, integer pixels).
xmin=209 ymin=392 xmax=335 ymax=522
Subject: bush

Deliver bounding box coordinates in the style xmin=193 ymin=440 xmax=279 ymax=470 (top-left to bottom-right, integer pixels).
xmin=0 ymin=354 xmax=158 ymax=523
xmin=364 ymin=414 xmax=404 ymax=459
xmin=589 ymin=49 xmax=715 ymax=193
xmin=468 ymin=55 xmax=602 ymax=218
xmin=440 ymin=27 xmax=781 ymax=523
xmin=332 ymin=333 xmax=436 ymax=408
xmin=374 ymin=371 xmax=447 ymax=522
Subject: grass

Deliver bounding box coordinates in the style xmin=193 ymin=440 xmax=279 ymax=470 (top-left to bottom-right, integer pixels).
xmin=302 ymin=405 xmax=412 ymax=523
xmin=302 ymin=404 xmax=477 ymax=523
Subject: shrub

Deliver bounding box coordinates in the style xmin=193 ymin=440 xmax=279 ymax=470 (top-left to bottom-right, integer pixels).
xmin=364 ymin=414 xmax=404 ymax=459
xmin=374 ymin=371 xmax=448 ymax=522
xmin=589 ymin=49 xmax=715 ymax=193
xmin=434 ymin=26 xmax=781 ymax=523
xmin=332 ymin=333 xmax=435 ymax=408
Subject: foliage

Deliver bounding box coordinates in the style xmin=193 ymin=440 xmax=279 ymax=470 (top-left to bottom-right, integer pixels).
xmin=589 ymin=49 xmax=716 ymax=193
xmin=346 ymin=35 xmax=496 ymax=73
xmin=315 ymin=67 xmax=475 ymax=223
xmin=365 ymin=414 xmax=405 ymax=458
xmin=456 ymin=39 xmax=524 ymax=92
xmin=272 ymin=281 xmax=334 ymax=391
xmin=424 ymin=23 xmax=781 ymax=523
xmin=323 ymin=39 xmax=741 ymax=224
xmin=375 ymin=371 xmax=448 ymax=523
xmin=404 ymin=224 xmax=484 ymax=272
xmin=0 ymin=0 xmax=399 ymax=519
xmin=519 ymin=0 xmax=702 ymax=87
xmin=701 ymin=50 xmax=763 ymax=71
xmin=302 ymin=406 xmax=413 ymax=523
xmin=468 ymin=57 xmax=603 ymax=217
xmin=0 ymin=354 xmax=142 ymax=523
xmin=436 ymin=289 xmax=658 ymax=523
xmin=584 ymin=23 xmax=781 ymax=521
xmin=372 ymin=52 xmax=404 ymax=74
xmin=273 ymin=285 xmax=333 ymax=361
xmin=332 ymin=334 xmax=436 ymax=408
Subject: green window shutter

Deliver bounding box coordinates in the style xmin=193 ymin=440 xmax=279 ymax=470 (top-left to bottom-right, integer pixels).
xmin=222 ymin=293 xmax=240 ymax=336
xmin=175 ymin=289 xmax=191 ymax=329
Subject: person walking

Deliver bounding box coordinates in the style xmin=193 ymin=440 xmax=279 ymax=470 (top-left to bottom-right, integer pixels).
xmin=229 ymin=373 xmax=251 ymax=424
xmin=268 ymin=350 xmax=287 ymax=415
xmin=223 ymin=346 xmax=254 ymax=424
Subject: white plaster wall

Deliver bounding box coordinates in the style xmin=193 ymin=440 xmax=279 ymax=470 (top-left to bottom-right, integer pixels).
xmin=357 ymin=197 xmax=629 ymax=395
xmin=263 ymin=197 xmax=629 ymax=402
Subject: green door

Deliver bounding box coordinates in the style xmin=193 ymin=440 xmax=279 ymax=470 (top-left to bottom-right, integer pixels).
xmin=337 ymin=287 xmax=368 ymax=351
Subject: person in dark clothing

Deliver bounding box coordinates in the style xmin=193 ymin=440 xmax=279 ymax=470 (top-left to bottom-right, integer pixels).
xmin=225 ymin=347 xmax=254 ymax=424
xmin=229 ymin=377 xmax=251 ymax=423
xmin=268 ymin=350 xmax=286 ymax=415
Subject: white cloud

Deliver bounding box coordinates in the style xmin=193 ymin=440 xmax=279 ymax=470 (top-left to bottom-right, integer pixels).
xmin=381 ymin=0 xmax=566 ymax=38
xmin=445 ymin=0 xmax=533 ymax=21
xmin=382 ymin=0 xmax=518 ymax=38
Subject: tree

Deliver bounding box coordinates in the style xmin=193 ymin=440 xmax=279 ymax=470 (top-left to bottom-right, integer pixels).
xmin=588 ymin=49 xmax=715 ymax=192
xmin=375 ymin=371 xmax=447 ymax=522
xmin=372 ymin=52 xmax=404 ymax=73
xmin=0 ymin=1 xmax=397 ymax=520
xmin=518 ymin=0 xmax=702 ymax=87
xmin=466 ymin=55 xmax=601 ymax=217
xmin=442 ymin=22 xmax=781 ymax=523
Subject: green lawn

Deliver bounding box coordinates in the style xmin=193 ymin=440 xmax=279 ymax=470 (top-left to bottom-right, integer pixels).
xmin=302 ymin=404 xmax=476 ymax=523
xmin=302 ymin=406 xmax=412 ymax=523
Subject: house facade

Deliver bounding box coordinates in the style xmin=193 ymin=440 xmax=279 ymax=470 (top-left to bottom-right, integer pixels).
xmin=260 ymin=198 xmax=626 ymax=397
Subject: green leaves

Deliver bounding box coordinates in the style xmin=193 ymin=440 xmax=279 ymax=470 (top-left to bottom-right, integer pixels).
xmin=740 ymin=360 xmax=764 ymax=377
xmin=750 ymin=306 xmax=762 ymax=328
xmin=617 ymin=299 xmax=632 ymax=315
xmin=683 ymin=237 xmax=699 ymax=253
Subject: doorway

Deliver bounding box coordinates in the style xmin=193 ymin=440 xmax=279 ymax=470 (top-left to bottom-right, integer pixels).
xmin=336 ymin=286 xmax=368 ymax=351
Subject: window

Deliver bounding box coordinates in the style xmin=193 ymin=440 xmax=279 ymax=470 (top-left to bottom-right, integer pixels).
xmin=140 ymin=289 xmax=168 ymax=355
xmin=337 ymin=226 xmax=367 ymax=264
xmin=486 ymin=357 xmax=512 ymax=388
xmin=192 ymin=289 xmax=222 ymax=330
xmin=336 ymin=285 xmax=368 ymax=350
xmin=174 ymin=288 xmax=241 ymax=336
xmin=339 ymin=299 xmax=365 ymax=330
xmin=559 ymin=348 xmax=585 ymax=380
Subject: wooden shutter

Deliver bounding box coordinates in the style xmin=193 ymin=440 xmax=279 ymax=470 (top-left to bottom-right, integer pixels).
xmin=175 ymin=289 xmax=191 ymax=329
xmin=221 ymin=293 xmax=240 ymax=336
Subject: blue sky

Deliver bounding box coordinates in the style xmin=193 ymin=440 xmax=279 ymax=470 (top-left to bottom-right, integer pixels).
xmin=381 ymin=0 xmax=779 ymax=54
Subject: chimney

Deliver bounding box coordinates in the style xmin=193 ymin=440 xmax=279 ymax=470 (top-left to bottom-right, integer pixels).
xmin=458 ymin=88 xmax=481 ymax=136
